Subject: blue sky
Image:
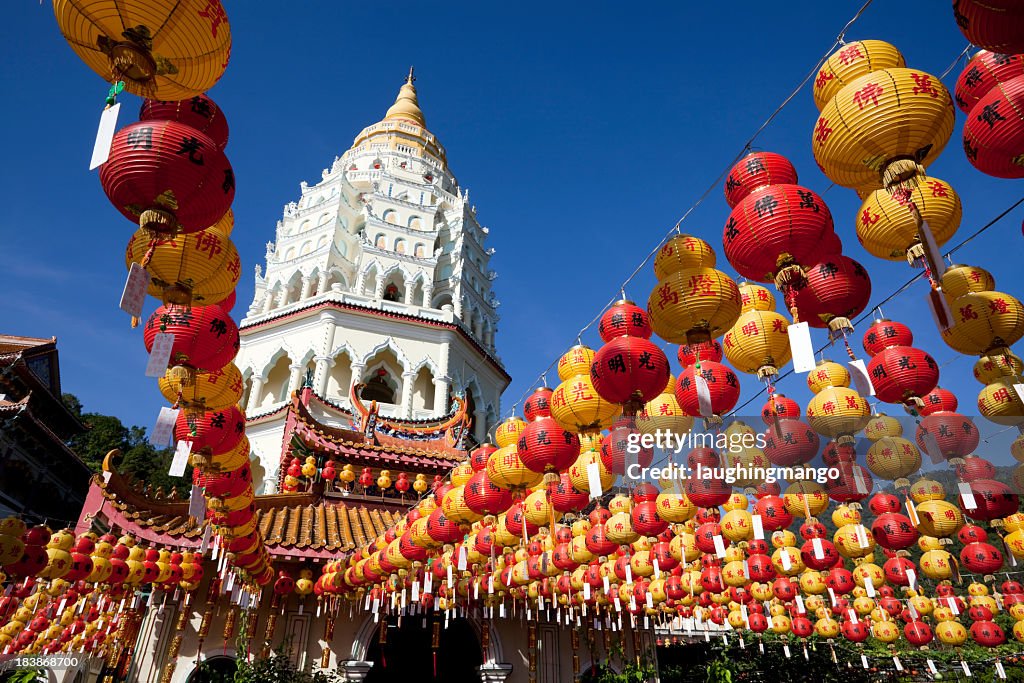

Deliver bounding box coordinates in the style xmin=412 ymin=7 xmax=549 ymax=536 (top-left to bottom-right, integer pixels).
xmin=3 ymin=2 xmax=1023 ymax=467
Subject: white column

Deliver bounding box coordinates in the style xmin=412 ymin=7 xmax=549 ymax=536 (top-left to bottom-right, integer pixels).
xmin=300 ymin=275 xmax=313 ymax=300
xmin=261 ymin=293 xmax=274 ymax=314
xmin=313 ymin=356 xmax=334 ymax=395
xmin=350 ymin=363 xmax=366 ymax=396
xmin=403 ymin=279 xmax=416 ymax=305
xmin=432 ymin=376 xmax=450 ymax=415
xmin=288 ymin=363 xmax=304 ymax=394
xmin=318 ymin=270 xmax=330 ymax=295
xmin=246 ymin=376 xmax=266 ymax=414
xmin=276 ymin=286 xmax=290 ymax=308
xmin=373 ymin=274 xmax=385 ymax=299
xmin=400 ymin=370 xmax=416 ymax=418
xmin=422 ymin=281 xmax=433 ymax=308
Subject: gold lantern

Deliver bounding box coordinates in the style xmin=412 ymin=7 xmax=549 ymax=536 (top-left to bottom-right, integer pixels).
xmin=126 ymin=227 xmax=240 ymax=306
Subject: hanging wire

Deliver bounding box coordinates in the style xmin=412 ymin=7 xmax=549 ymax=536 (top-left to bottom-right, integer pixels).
xmin=500 ymin=0 xmax=876 ymax=420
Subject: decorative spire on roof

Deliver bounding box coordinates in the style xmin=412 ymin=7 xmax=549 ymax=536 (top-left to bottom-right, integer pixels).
xmin=384 ymin=66 xmax=426 ymax=126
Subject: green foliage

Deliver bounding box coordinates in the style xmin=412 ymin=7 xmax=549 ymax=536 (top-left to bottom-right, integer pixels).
xmin=229 ymin=645 xmax=333 ymax=683
xmin=62 ymin=392 xmax=190 ymax=493
xmin=704 ymin=654 xmax=732 ymax=683
xmin=3 ymin=669 xmax=46 ymax=683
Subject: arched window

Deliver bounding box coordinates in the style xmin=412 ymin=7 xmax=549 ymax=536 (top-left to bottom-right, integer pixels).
xmin=383 ymin=210 xmax=398 ymax=224
xmin=382 ymin=272 xmax=405 ymax=302
xmin=412 ymin=366 xmax=434 ymax=412
xmin=326 ymin=353 xmax=353 ymax=398
xmin=284 ymin=247 xmax=295 ymax=260
xmin=395 ymin=238 xmax=406 ymax=255
xmin=360 ymin=371 xmax=396 ymax=404
xmin=316 ymin=235 xmax=328 ymax=249
xmin=187 ymin=656 xmax=237 ymax=683
xmin=375 ymin=234 xmax=387 ymax=249
xmin=299 ymin=220 xmax=310 ymax=232
xmin=408 ymin=216 xmax=422 ymax=230
xmin=261 ymin=355 xmax=291 ymax=407
xmin=414 ymin=243 xmax=425 ymax=258
xmin=300 ymin=241 xmax=312 ymax=256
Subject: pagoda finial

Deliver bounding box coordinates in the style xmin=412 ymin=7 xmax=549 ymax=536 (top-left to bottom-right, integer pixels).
xmin=384 ymin=67 xmax=425 ymax=126
xmin=406 ymin=66 xmax=416 ymax=84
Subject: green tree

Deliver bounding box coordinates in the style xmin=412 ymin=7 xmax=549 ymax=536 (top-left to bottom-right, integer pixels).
xmin=62 ymin=393 xmax=191 ymax=494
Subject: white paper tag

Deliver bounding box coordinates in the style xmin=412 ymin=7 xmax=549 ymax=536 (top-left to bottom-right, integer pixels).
xmin=959 ymin=482 xmax=978 ymax=510
xmin=784 ymin=645 xmax=791 ymax=659
xmin=795 ymin=595 xmax=805 ymax=614
xmin=586 ymin=461 xmax=603 ymax=499
xmin=861 ymin=655 xmax=869 ymax=669
xmin=499 ymin=603 xmax=505 ymax=618
xmin=919 ymin=429 xmax=944 ymax=464
xmin=188 ymin=485 xmax=206 ymax=519
xmin=169 ymin=439 xmax=192 ymax=477
xmin=583 ymin=582 xmax=591 ymax=600
xmin=855 ymin=524 xmax=870 ymax=549
xmin=906 ymin=500 xmax=920 ymax=526
xmin=145 ymin=333 xmax=176 ymax=378
xmin=996 ymin=661 xmax=1007 ymax=679
xmin=780 ymin=549 xmax=792 ymax=571
xmin=603 ymin=576 xmax=610 ymax=594
xmin=712 ymin=535 xmax=726 ymax=559
xmin=908 ymin=601 xmax=919 ymax=620
xmin=927 ymin=660 xmax=938 ymax=675
xmin=695 ymin=374 xmax=713 ymax=417
xmin=424 ymin=573 xmax=432 ymax=594
xmin=864 ymin=576 xmax=876 ymax=598
xmin=852 ymin=467 xmax=869 ymax=494
xmin=962 ymin=661 xmax=972 ymax=677
xmin=847 ymin=359 xmax=875 ymax=397
xmin=949 ymin=596 xmax=960 ymax=616
xmin=150 ymin=407 xmax=180 ymax=447
xmin=200 ymin=523 xmax=212 ymax=553
xmin=752 ymin=514 xmax=765 ymax=541
xmin=457 ymin=545 xmax=468 ymax=571
xmin=625 ymin=564 xmax=633 ymax=584
xmin=645 ymin=592 xmax=654 ymax=609
xmin=827 ymin=587 xmax=837 ymax=606
xmin=812 ymin=537 xmax=825 ymax=560
xmin=742 ymin=560 xmax=750 ymax=580
xmin=614 ymin=597 xmax=621 ymax=612
xmin=653 ymin=557 xmax=661 ymax=579
xmin=919 ymin=220 xmax=947 ymax=280
xmin=894 ymin=656 xmax=903 ymax=671
xmin=120 ymin=262 xmax=150 ymax=318
xmin=90 ymin=103 xmax=120 ymax=170
xmin=788 ymin=322 xmax=816 ymax=373
xmin=488 ymin=576 xmax=494 ymax=594
xmin=412 ymin=581 xmax=420 ymax=601
xmin=629 ymin=595 xmax=637 ymax=612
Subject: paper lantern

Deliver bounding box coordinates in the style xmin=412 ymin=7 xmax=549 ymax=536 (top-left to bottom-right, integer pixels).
xmin=942 ymin=290 xmax=1024 ymax=355
xmin=636 ymin=380 xmax=695 ymax=437
xmin=723 ymin=152 xmax=799 ymax=208
xmin=813 ymin=68 xmax=956 ymax=191
xmin=464 ymin=471 xmax=512 ymax=517
xmin=591 ymin=335 xmax=670 ymax=406
xmin=675 ymin=361 xmax=741 ymax=419
xmin=652 ymin=234 xmax=717 ymax=281
xmin=790 ymin=253 xmax=871 ymax=331
xmin=518 ymin=414 xmax=579 ymax=477
xmin=53 ymin=0 xmax=232 ymax=100
xmin=723 ymin=310 xmax=792 ymax=378
xmin=865 ymin=437 xmax=921 ymax=484
xmin=952 ymin=1 xmax=1024 ymax=55
xmin=856 ymin=176 xmax=961 ymax=262
xmin=867 ymin=346 xmax=940 ymax=406
xmin=762 ymin=419 xmax=819 ymax=467
xmin=143 ymin=302 xmax=238 ymax=373
xmin=158 ymin=362 xmax=242 ymax=412
xmin=963 ymin=75 xmax=1024 ymax=178
xmin=812 ymin=40 xmax=906 ymax=111
xmin=140 ymin=94 xmax=229 ymax=150
xmin=550 ymin=371 xmax=619 ymax=433
xmin=125 ymin=226 xmax=240 ymax=306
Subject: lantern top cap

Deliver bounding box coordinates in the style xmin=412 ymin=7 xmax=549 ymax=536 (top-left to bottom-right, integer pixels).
xmin=385 ymin=66 xmax=425 ymax=127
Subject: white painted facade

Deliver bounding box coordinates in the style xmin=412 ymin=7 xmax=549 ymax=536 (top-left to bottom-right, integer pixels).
xmin=234 ymin=73 xmax=509 ymax=492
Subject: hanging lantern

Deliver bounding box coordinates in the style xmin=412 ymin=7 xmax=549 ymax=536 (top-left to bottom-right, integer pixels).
xmin=813 ymin=63 xmax=956 ymax=192
xmin=648 ymin=235 xmax=742 ymax=345
xmin=486 ymin=444 xmax=543 ymax=494
xmin=915 ymin=410 xmax=980 ymax=463
xmin=805 ymin=360 xmax=871 ymax=444
xmin=812 ymin=40 xmax=906 ymax=111
xmin=517 ymin=395 xmax=579 ymax=481
xmin=143 ymin=302 xmax=239 ymax=373
xmin=551 ymin=347 xmax=620 ymax=433
xmin=941 ymin=271 xmax=1024 ymax=355
xmin=674 ymin=360 xmax=741 ymax=423
xmin=53 ymin=0 xmax=232 ymax=100
xmin=761 ymin=393 xmax=800 ymax=423
xmin=723 ymin=152 xmax=799 ymax=208
xmin=174 ymin=404 xmax=245 ymax=455
xmin=125 ymin=226 xmax=241 ymax=306
xmin=963 ymin=73 xmax=1024 ymax=178
xmin=592 ymin=302 xmax=670 ymax=409
xmin=952 ymin=2 xmax=1024 ymax=56
xmin=865 ymin=436 xmax=921 ymax=488
xmin=723 ymin=308 xmax=792 ymax=380
xmin=762 ymin=418 xmax=819 ymax=467
xmin=863 ymin=321 xmax=939 ymax=408
xmin=158 ymin=362 xmax=242 ymax=413
xmin=790 ymin=254 xmax=871 ymax=334
xmin=856 ymin=176 xmax=962 ymax=264
xmin=636 ymin=375 xmax=695 ymax=437
xmin=100 ymin=121 xmax=234 ymax=234
xmin=140 ymin=94 xmax=230 ymax=150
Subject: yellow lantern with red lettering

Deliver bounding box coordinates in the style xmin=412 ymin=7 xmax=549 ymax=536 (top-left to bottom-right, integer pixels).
xmin=856 ymin=176 xmax=961 ymax=262
xmin=126 ymin=227 xmax=241 ymax=306
xmin=812 ymin=40 xmax=906 ymax=111
xmin=159 ymin=362 xmax=243 ymax=413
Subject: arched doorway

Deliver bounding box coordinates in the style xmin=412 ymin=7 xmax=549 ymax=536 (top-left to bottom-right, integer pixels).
xmin=364 ymin=616 xmax=482 ymax=683
xmin=186 ymin=655 xmax=237 ymax=683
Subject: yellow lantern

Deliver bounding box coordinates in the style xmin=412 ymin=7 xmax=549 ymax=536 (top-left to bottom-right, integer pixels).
xmin=605 ymin=512 xmax=639 ymax=546
xmin=53 ymin=0 xmax=232 ymax=100
xmin=943 ymin=263 xmax=996 ymax=298
xmin=738 ymin=283 xmax=776 ymax=312
xmin=856 ymin=177 xmax=961 ymax=262
xmin=412 ymin=473 xmax=428 ymax=494
xmin=636 ymin=380 xmax=694 ymax=436
xmin=872 ymin=620 xmax=900 ymax=643
xmin=568 ymin=449 xmax=614 ymax=493
xmin=942 ymin=291 xmax=1024 ymax=356
xmin=799 ymin=570 xmax=827 ymax=595
xmin=522 ymin=489 xmax=552 ymax=528
xmin=919 ymin=549 xmax=955 ymax=580
xmin=863 ymin=413 xmax=902 ymax=440
xmin=935 ymin=620 xmax=968 ymax=646
xmin=441 ymin=485 xmax=480 ymax=524
xmin=126 ymin=227 xmax=240 ymax=306
xmin=720 ymin=509 xmax=753 ymax=543
xmin=723 ymin=309 xmax=792 ymax=379
xmin=653 ymin=234 xmax=717 ymax=280
xmin=865 ymin=436 xmax=921 ymax=483
xmin=486 ymin=444 xmax=542 ymax=491
xmin=978 ymin=379 xmax=1024 ymax=426
xmin=648 ymin=266 xmax=742 ymax=345
xmin=975 ymin=352 xmax=1024 ymax=383
xmin=551 ymin=371 xmax=619 ymax=433
xmin=159 ymin=361 xmax=242 ymax=413
xmin=812 ymin=40 xmax=906 ymax=111
xmin=806 ymin=385 xmax=870 ymax=444
xmin=451 ymin=462 xmax=474 ymax=486
xmin=556 ymin=345 xmax=595 ymax=382
xmin=914 ymin=499 xmax=963 ymax=537
xmin=301 ymin=457 xmax=317 ymax=478
xmin=815 ymin=617 xmax=841 ymax=638
xmin=494 ymin=417 xmax=526 ymax=448
xmin=813 ymin=67 xmax=956 ymax=191
xmin=909 ymin=478 xmax=945 ymax=503
xmin=783 ymin=481 xmax=829 ymax=518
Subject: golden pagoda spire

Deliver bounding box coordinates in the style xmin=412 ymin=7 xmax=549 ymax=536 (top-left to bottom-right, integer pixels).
xmin=384 ymin=66 xmax=425 ymax=126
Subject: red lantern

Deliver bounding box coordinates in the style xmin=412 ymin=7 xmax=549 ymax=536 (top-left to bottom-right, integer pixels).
xmin=598 ymin=300 xmax=652 ymax=341
xmin=723 ymin=152 xmax=800 ymax=208
xmin=869 ymin=493 xmax=901 ymax=515
xmin=678 ymin=340 xmax=723 ymax=367
xmin=601 ymin=416 xmax=653 ymax=475
xmin=99 ymin=120 xmax=235 ymax=233
xmin=963 ymin=75 xmax=1024 ymax=178
xmin=791 ymin=254 xmax=871 ymax=331
xmin=862 ymin=319 xmax=913 ymax=356
xmin=955 ymin=51 xmax=1024 ymax=114
xmin=883 ymin=555 xmax=916 ymax=586
xmin=753 ymin=495 xmax=793 ymax=531
xmin=723 ymin=183 xmax=834 ymax=283
xmin=592 ymin=336 xmax=669 ymax=406
xmin=904 ymin=620 xmax=933 ymax=646
xmin=426 ymin=508 xmax=463 ymax=544
xmin=956 ymin=456 xmax=996 ymax=481
xmin=675 ymin=361 xmax=740 ymax=418
xmin=144 ymin=303 xmax=239 ymax=373
xmin=826 ymin=463 xmax=873 ymax=503
xmin=960 ymin=541 xmax=1004 ymax=573
xmin=358 ymin=468 xmax=374 ymax=488
xmin=761 ymin=394 xmax=800 ymax=424
xmin=762 ymin=419 xmax=819 ymax=466
xmin=393 ymin=472 xmax=409 ymax=493
xmin=471 ymin=443 xmax=497 ymax=472
xmin=523 ymin=388 xmax=553 ymax=422
xmin=953 ymin=1 xmax=1024 ymax=55
xmin=919 ymin=386 xmax=958 ymax=415
xmin=871 ymin=512 xmax=918 ymax=550
xmin=915 ymin=412 xmax=980 ymax=461
xmin=548 ymin=473 xmax=589 ymax=514
xmin=969 ymin=620 xmax=1006 ymax=647
xmin=140 ymin=94 xmax=230 ymax=150
xmin=867 ymin=346 xmax=940 ymax=406
xmin=800 ymin=539 xmax=839 ymax=570
xmin=841 ymin=619 xmax=870 ymax=643
xmin=174 ymin=404 xmax=245 ymax=454
xmin=585 ymin=524 xmax=618 ymax=557
xmin=959 ymin=479 xmax=1018 ymax=520
xmin=632 ymin=501 xmax=668 ymax=538
xmin=464 ymin=471 xmax=513 ymax=516
xmin=685 ymin=477 xmax=731 ymax=509
xmin=518 ymin=415 xmax=579 ymax=476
